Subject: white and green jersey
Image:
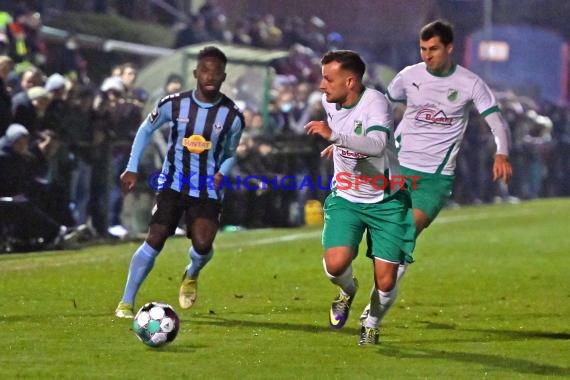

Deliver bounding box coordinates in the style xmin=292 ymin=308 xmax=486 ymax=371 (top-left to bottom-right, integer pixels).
xmin=387 ymin=62 xmax=501 ymax=175
xmin=324 ymin=88 xmax=402 ymax=204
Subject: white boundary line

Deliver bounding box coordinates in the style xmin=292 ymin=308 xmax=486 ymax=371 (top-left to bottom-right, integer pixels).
xmin=0 ymin=230 xmax=323 ymax=272
xmin=434 ymin=208 xmax=531 ymax=224
xmin=0 ymin=208 xmax=532 ymax=273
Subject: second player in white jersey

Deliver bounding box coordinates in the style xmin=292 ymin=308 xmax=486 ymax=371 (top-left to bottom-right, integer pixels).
xmin=357 ymin=20 xmax=513 ymax=335
xmin=388 ymin=62 xmax=508 ymax=175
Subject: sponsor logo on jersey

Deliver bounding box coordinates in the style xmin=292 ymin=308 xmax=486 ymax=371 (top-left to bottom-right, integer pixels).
xmin=338 ymin=148 xmax=368 ymax=159
xmin=447 ymin=89 xmax=458 ymax=102
xmin=177 ymin=117 xmax=190 ymax=123
xmin=214 ymin=121 xmax=223 ymax=130
xmin=415 ymin=108 xmax=453 ymax=125
xmin=413 ymin=82 xmax=420 ymax=90
xmin=182 ymin=135 xmax=212 ymax=154
xmin=149 ymin=108 xmax=159 ymax=123
xmin=353 ymin=120 xmax=363 ymax=135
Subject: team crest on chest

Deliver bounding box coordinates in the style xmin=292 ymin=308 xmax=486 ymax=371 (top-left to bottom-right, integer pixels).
xmin=353 ymin=120 xmax=363 ymax=135
xmin=447 ymin=89 xmax=458 ymax=102
xmin=214 ymin=121 xmax=223 ymax=130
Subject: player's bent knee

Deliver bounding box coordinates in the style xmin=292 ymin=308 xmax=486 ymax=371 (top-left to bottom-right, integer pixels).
xmin=323 ymin=265 xmax=344 ymax=278
xmin=146 ymin=237 xmax=167 ymax=251
xmin=146 ymin=225 xmax=170 ymax=250
xmin=192 ymin=244 xmax=212 ymax=255
xmin=189 ymin=227 xmax=217 ymax=254
xmin=322 ymin=257 xmax=351 ymax=278
xmin=323 ymin=247 xmax=353 ymax=275
xmin=376 ymin=278 xmax=396 ymax=293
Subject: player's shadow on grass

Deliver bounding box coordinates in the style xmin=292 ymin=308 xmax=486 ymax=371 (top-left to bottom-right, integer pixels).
xmin=377 ymin=344 xmax=570 ymax=377
xmin=377 ymin=320 xmax=570 ymax=377
xmin=417 ymin=320 xmax=570 ymax=341
xmin=188 ymin=314 xmax=360 ymax=336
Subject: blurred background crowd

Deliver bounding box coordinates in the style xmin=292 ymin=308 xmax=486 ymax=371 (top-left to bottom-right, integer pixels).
xmin=0 ymin=0 xmax=568 ymax=252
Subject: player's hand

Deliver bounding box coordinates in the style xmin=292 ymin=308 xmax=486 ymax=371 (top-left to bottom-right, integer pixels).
xmin=120 ymin=171 xmax=138 ymax=194
xmin=214 ymin=172 xmax=224 ymax=189
xmin=320 ymin=144 xmax=334 ymax=159
xmin=304 ymin=120 xmax=332 ymax=140
xmin=492 ymin=154 xmax=512 ymax=184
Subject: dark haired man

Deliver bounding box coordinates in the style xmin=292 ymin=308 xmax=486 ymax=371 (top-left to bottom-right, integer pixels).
xmin=357 ymin=20 xmax=512 ymax=331
xmin=305 ymin=50 xmax=415 ymax=345
xmin=115 ymin=46 xmax=244 ymax=318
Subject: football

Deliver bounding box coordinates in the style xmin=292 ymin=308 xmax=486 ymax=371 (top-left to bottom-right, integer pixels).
xmin=133 ymin=302 xmax=180 ymax=348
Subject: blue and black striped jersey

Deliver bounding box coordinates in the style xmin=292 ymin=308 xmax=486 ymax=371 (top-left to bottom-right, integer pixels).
xmin=125 ymin=90 xmax=244 ymax=200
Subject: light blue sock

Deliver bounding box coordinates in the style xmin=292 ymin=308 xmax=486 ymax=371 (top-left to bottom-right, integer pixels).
xmin=184 ymin=247 xmax=213 ymax=278
xmin=121 ymin=242 xmax=159 ymax=305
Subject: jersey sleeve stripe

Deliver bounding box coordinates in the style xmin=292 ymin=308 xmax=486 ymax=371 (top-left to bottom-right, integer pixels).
xmin=366 ymin=125 xmax=391 ymax=138
xmin=385 ymin=90 xmax=406 ymax=103
xmin=480 ymin=105 xmax=501 ymax=118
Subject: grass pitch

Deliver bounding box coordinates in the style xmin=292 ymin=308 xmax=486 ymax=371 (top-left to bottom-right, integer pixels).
xmin=1 ymin=198 xmax=569 ymax=379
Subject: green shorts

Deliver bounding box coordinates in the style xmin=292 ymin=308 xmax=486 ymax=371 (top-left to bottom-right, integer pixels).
xmin=402 ymin=166 xmax=455 ymax=222
xmin=322 ymin=191 xmax=416 ymax=264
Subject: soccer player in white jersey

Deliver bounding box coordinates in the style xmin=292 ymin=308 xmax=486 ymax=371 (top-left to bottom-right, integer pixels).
xmin=305 ymin=50 xmax=415 ymax=345
xmin=357 ymin=20 xmax=513 ymax=326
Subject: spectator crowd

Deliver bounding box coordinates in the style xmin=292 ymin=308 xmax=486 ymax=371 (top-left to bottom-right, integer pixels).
xmin=0 ymin=1 xmax=569 ymax=252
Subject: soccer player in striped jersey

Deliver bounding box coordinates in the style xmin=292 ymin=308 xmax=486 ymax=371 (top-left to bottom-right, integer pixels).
xmin=305 ymin=50 xmax=415 ymax=345
xmin=115 ymin=46 xmax=244 ymax=318
xmin=358 ymin=20 xmax=513 ymax=327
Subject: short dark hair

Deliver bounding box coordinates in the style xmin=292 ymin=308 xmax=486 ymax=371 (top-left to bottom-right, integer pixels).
xmin=420 ymin=19 xmax=454 ymax=45
xmin=197 ymin=46 xmax=227 ymax=65
xmin=321 ymin=50 xmax=366 ymax=79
